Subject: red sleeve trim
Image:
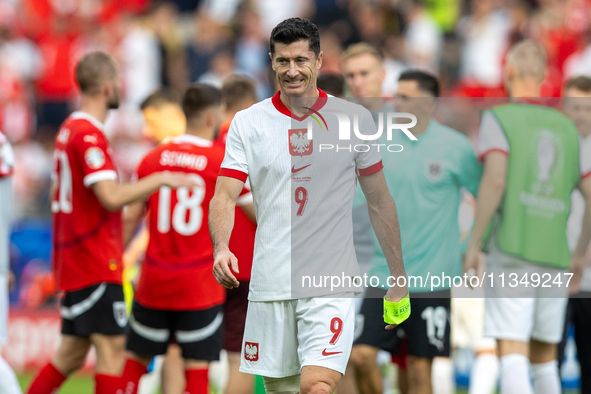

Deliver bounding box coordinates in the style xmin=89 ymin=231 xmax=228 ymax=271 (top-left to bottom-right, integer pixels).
xmin=219 ymin=168 xmax=248 ymax=182
xmin=582 ymin=170 xmax=591 ymax=180
xmin=478 ymin=148 xmax=509 ymax=162
xmin=358 ymin=161 xmax=384 ymax=177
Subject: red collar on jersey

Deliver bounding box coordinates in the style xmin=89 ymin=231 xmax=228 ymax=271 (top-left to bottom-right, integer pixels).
xmin=272 ymin=88 xmax=328 ymax=122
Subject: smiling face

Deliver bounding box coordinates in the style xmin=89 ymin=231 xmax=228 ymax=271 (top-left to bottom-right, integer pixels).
xmin=271 ymin=40 xmax=323 ymax=98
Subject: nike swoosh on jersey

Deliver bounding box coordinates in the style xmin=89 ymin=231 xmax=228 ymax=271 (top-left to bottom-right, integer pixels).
xmin=291 ymin=164 xmax=311 ymax=173
xmin=322 ymin=349 xmax=343 ymax=356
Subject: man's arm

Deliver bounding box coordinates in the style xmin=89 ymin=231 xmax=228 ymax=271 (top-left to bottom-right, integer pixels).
xmin=209 ymin=175 xmax=245 ymax=289
xmin=358 ymin=170 xmax=407 ymax=302
xmin=123 ymin=200 xmax=146 ymax=249
xmin=570 ymin=176 xmax=591 ymax=293
xmin=464 ymin=152 xmax=507 ymax=273
xmin=90 ymin=171 xmax=197 ymax=212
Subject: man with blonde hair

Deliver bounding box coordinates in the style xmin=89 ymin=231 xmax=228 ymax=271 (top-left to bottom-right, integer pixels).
xmin=465 ymin=40 xmax=591 ymax=394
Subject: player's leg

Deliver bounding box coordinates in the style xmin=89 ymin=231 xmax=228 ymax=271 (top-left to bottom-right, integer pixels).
xmin=348 ymin=345 xmax=381 ymax=394
xmin=571 ymin=295 xmax=591 ymax=393
xmin=83 ymin=284 xmax=128 ymax=394
xmin=344 ymin=288 xmax=400 ymax=394
xmin=299 ymin=366 xmax=341 ymax=394
xmin=453 ymin=295 xmax=498 ymax=394
xmin=223 ymin=283 xmax=253 ymax=394
xmin=335 ymin=363 xmax=359 ymax=394
xmin=241 ymin=300 xmax=300 ymax=391
xmin=27 ymin=334 xmax=91 ymax=394
xmin=121 ymin=301 xmax=171 ymax=394
xmin=174 ymin=305 xmax=223 ymax=394
xmin=0 ymin=272 xmax=21 ymax=394
xmin=91 ymin=333 xmax=126 ymax=394
xmin=468 ymin=348 xmax=498 ymax=394
xmin=0 ymin=354 xmax=21 ymax=394
xmin=27 ymin=284 xmax=100 ymax=394
xmin=484 ymin=260 xmax=536 ymax=394
xmin=406 ymin=356 xmax=432 ymax=394
xmin=529 ymin=296 xmax=569 ymax=394
xmin=297 ymin=297 xmax=356 ymax=394
xmin=161 ymin=344 xmax=185 ymax=394
xmin=431 ymin=357 xmax=454 ymax=394
xmin=404 ymin=293 xmax=451 ymax=394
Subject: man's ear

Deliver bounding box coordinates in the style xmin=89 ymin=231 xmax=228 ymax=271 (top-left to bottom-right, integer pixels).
xmin=316 ymin=51 xmax=324 ymax=69
xmin=103 ymin=80 xmax=114 ymax=99
xmin=269 ymin=52 xmax=276 ymax=71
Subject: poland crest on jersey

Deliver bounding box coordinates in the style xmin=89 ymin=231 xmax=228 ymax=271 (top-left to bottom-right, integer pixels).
xmin=244 ymin=342 xmax=259 ymax=361
xmin=289 ymin=128 xmax=313 ymax=157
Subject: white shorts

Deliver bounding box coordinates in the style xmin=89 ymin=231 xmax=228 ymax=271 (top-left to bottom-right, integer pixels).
xmin=483 ymin=247 xmax=568 ymax=344
xmin=240 ymin=297 xmax=355 ymax=378
xmin=451 ymin=288 xmax=496 ymax=350
xmin=0 ymin=273 xmax=7 ymax=344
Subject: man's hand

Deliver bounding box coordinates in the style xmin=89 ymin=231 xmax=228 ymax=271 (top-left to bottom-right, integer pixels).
xmin=213 ymin=248 xmax=240 ymax=289
xmin=159 ymin=172 xmax=201 ymax=189
xmin=384 ymin=286 xmax=408 ymax=330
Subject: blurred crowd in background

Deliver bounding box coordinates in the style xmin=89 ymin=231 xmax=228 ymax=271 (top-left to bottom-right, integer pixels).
xmin=4 ymin=0 xmax=591 ymax=309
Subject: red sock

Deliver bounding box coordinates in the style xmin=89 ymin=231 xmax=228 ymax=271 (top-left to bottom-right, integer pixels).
xmin=95 ymin=373 xmax=121 ymax=394
xmin=184 ymin=368 xmax=208 ymax=394
xmin=119 ymin=359 xmax=147 ymax=394
xmin=26 ymin=363 xmax=67 ymax=394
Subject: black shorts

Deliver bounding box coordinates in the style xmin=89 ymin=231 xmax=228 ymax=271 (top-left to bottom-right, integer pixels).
xmin=223 ymin=281 xmax=249 ymax=353
xmin=126 ymin=300 xmax=223 ymax=361
xmin=61 ymin=283 xmax=127 ymax=337
xmin=355 ymin=287 xmax=451 ymax=358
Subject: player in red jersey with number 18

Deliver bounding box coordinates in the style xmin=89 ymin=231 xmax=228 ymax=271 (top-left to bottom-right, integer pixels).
xmin=27 ymin=52 xmax=198 ymax=394
xmin=119 ymin=84 xmax=252 ymax=394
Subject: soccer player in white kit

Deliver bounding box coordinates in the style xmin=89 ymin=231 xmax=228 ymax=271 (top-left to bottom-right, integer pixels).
xmin=0 ymin=131 xmax=22 ymax=394
xmin=209 ymin=18 xmax=409 ymax=394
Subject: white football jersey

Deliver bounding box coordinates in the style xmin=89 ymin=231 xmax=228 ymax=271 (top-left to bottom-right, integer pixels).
xmin=220 ymin=90 xmax=383 ymax=301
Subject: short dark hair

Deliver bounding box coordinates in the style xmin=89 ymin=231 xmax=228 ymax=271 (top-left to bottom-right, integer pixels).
xmin=270 ymin=17 xmax=320 ymax=58
xmin=317 ymin=73 xmax=344 ymax=97
xmin=181 ymin=84 xmax=222 ymax=121
xmin=398 ymin=70 xmax=440 ymax=97
xmin=76 ymin=52 xmax=118 ymax=95
xmin=140 ymin=89 xmax=180 ymax=110
xmin=222 ymin=76 xmax=258 ymax=111
xmin=565 ymin=76 xmax=591 ymax=93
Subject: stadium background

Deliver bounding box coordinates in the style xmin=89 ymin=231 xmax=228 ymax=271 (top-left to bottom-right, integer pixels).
xmin=0 ymin=0 xmax=589 ymax=391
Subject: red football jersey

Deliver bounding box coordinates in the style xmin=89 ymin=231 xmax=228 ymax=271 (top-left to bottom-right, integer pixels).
xmin=216 ymin=121 xmax=256 ymax=282
xmin=51 ymin=112 xmax=123 ymax=291
xmin=135 ymin=134 xmax=245 ymax=310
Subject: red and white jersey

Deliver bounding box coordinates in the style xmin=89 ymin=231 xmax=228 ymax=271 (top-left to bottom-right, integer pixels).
xmin=51 ymin=112 xmax=122 ymax=292
xmin=135 ymin=134 xmax=250 ymax=310
xmin=0 ymin=131 xmax=14 ymax=177
xmin=216 ymin=121 xmax=256 ymax=282
xmin=220 ymin=89 xmax=383 ymax=301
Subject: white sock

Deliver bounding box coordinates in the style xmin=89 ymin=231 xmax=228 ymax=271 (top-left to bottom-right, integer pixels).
xmin=432 ymin=357 xmax=455 ymax=394
xmin=469 ymin=353 xmax=499 ymax=394
xmin=0 ymin=354 xmax=22 ymax=394
xmin=531 ymin=361 xmax=561 ymax=394
xmin=500 ymin=354 xmax=533 ymax=394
